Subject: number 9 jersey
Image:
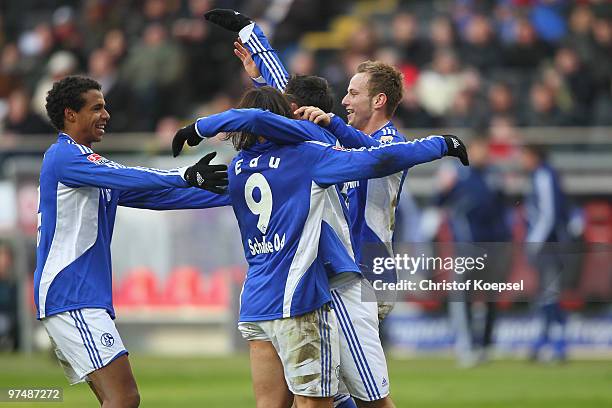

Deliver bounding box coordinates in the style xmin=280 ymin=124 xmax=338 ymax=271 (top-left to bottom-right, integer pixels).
xmin=230 ymin=141 xmax=332 ymax=322
xmin=228 ymin=135 xmax=448 ymax=322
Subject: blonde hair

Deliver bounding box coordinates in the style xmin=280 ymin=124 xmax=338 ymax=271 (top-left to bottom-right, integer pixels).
xmin=356 ymin=60 xmax=404 ymax=116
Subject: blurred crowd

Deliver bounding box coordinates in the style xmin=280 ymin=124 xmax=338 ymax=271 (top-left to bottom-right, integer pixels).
xmin=0 ymin=0 xmax=610 ymax=140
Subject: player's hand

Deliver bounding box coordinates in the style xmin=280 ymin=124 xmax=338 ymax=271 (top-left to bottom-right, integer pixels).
xmin=234 ymin=40 xmax=261 ymax=79
xmin=443 ymin=135 xmax=469 ymax=166
xmin=184 ymin=152 xmax=228 ymax=194
xmin=172 ymin=123 xmax=202 ymax=157
xmin=204 ymin=9 xmax=252 ymax=32
xmin=294 ymin=106 xmax=331 ymax=126
xmin=377 ymin=301 xmax=395 ymax=321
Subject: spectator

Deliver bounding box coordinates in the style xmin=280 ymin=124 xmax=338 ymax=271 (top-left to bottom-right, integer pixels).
xmin=553 ymin=46 xmax=595 ymax=124
xmin=564 ymin=5 xmax=595 ymax=66
xmin=444 ymin=89 xmax=481 ymax=128
xmin=461 ymin=14 xmax=499 ymax=73
xmin=523 ymin=82 xmax=568 ymax=126
xmin=88 ymin=48 xmax=133 ymax=133
xmin=504 ymin=18 xmax=552 ymax=72
xmin=346 ymin=22 xmax=379 ymax=58
xmin=394 ymin=86 xmax=438 ymax=129
xmin=481 ymin=81 xmax=516 ymax=127
xmin=31 ymin=50 xmax=79 ymax=118
xmin=390 ymin=12 xmax=430 ymax=67
xmin=429 ymin=16 xmax=457 ymax=50
xmin=16 ymin=22 xmax=56 ymax=88
xmin=415 ymin=48 xmax=466 ymax=117
xmin=122 ymin=23 xmax=185 ymax=130
xmin=103 ymin=29 xmax=128 ymax=66
xmin=172 ymin=0 xmax=239 ymax=110
xmin=288 ymin=49 xmax=316 ymax=76
xmin=51 ymin=6 xmax=86 ymax=68
xmin=3 ymin=87 xmax=53 ymax=135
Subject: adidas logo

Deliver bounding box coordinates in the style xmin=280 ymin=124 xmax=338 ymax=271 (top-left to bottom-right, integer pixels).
xmin=381 ymin=377 xmax=388 ymax=387
xmin=452 ymin=138 xmax=460 ymax=148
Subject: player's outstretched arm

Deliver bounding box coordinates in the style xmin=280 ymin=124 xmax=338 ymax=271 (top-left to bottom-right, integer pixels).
xmin=295 ymin=107 xmax=381 ymax=148
xmin=172 ymin=108 xmax=331 ymax=157
xmin=55 ymin=144 xmax=227 ymax=193
xmin=118 ymin=187 xmax=231 ymax=210
xmin=308 ymin=135 xmax=468 ymax=187
xmin=295 ymin=108 xmax=469 ymax=165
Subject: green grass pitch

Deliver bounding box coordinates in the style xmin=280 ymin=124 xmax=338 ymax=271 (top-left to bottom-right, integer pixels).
xmin=1 ymin=353 xmax=611 ymax=407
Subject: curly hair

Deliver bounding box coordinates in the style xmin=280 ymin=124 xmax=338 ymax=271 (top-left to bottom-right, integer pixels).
xmin=357 ymin=60 xmax=404 ymax=117
xmin=45 ymin=76 xmax=102 ymax=131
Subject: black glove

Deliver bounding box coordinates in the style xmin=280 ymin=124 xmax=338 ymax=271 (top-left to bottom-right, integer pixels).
xmin=204 ymin=9 xmax=252 ymax=32
xmin=184 ymin=152 xmax=228 ymax=194
xmin=172 ymin=123 xmax=202 ymax=157
xmin=443 ymin=135 xmax=469 ymax=166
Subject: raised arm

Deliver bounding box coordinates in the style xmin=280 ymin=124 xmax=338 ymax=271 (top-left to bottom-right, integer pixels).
xmin=205 ymin=9 xmax=289 ymax=91
xmin=238 ymin=23 xmax=289 ymax=91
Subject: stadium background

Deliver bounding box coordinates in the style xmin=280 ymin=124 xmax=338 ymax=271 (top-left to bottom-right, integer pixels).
xmin=0 ymin=0 xmax=611 ymax=406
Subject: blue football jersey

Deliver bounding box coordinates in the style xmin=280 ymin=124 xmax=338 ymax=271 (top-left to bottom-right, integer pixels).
xmin=196 ymin=113 xmax=447 ymax=321
xmin=195 ymin=109 xmax=361 ymax=286
xmin=196 ymin=109 xmax=442 ymax=271
xmin=240 ymin=23 xmax=431 ymax=269
xmin=35 ymin=133 xmax=229 ymax=319
xmin=327 ymin=117 xmax=407 ymax=266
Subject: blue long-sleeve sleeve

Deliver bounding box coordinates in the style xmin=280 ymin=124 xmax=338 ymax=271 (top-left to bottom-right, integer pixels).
xmin=53 ymin=143 xmax=188 ymax=190
xmin=239 ymin=23 xmax=289 ymax=91
xmin=327 ymin=115 xmax=382 ymax=148
xmin=195 ymin=108 xmax=336 ymax=144
xmin=302 ymin=137 xmax=448 ymax=187
xmin=118 ymin=188 xmax=231 ymax=210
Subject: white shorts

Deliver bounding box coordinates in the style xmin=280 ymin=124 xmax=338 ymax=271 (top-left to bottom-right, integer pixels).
xmin=331 ymin=278 xmax=390 ymax=401
xmin=41 ymin=308 xmax=127 ymax=385
xmin=238 ymin=304 xmax=340 ymax=398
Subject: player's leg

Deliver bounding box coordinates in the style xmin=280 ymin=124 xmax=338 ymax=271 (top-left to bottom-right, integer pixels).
xmin=88 ymin=381 xmax=103 ymax=404
xmin=331 ymin=279 xmax=395 ymax=408
xmin=269 ymin=305 xmax=340 ymax=408
xmin=42 ymin=308 xmax=137 ymax=407
xmin=88 ymin=354 xmax=140 ymax=407
xmin=248 ymin=339 xmax=293 ymax=408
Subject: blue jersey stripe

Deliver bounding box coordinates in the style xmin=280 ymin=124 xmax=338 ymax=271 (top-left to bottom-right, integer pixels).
xmin=333 ymin=292 xmax=380 ymax=399
xmin=69 ymin=311 xmax=99 ymax=369
xmin=331 ymin=291 xmax=375 ymax=400
xmin=76 ymin=310 xmax=104 ymax=368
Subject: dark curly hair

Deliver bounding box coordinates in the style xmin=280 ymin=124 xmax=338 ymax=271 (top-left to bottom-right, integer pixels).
xmin=45 ymin=76 xmax=102 ymax=131
xmin=285 ymin=75 xmax=334 ymax=113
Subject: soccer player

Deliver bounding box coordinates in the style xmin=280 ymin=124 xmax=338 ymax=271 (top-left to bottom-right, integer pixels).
xmin=35 ymin=76 xmax=228 ymax=407
xmin=173 ymin=86 xmax=468 ymax=408
xmin=521 ymin=144 xmax=569 ymax=362
xmin=205 ymin=9 xmax=451 ymax=315
xmin=203 ymin=11 xmax=467 ymax=408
